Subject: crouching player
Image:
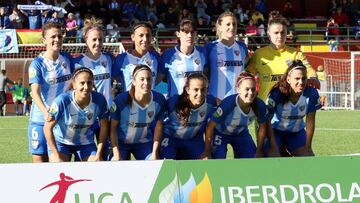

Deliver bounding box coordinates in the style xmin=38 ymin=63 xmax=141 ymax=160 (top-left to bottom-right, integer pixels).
xmin=264 ymin=60 xmax=322 ymax=156
xmin=160 ymin=73 xmax=217 ymax=160
xmin=202 ymin=72 xmax=277 ymax=159
xmin=44 ymin=67 xmax=109 ymax=162
xmin=110 ymin=65 xmax=165 ymax=160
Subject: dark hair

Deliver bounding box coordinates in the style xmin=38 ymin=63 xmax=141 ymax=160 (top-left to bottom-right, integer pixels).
xmin=68 ymin=67 xmax=94 ymax=90
xmin=127 ymin=64 xmax=153 ymax=106
xmin=176 ymin=19 xmax=197 ymax=45
xmin=131 ymin=21 xmax=153 ymax=49
xmin=236 ymin=72 xmax=259 ymax=117
xmin=270 ymin=59 xmax=307 ymax=102
xmin=42 ymin=21 xmax=62 ymax=37
xmin=176 ymin=72 xmax=208 ymax=126
xmin=268 ymin=10 xmax=287 ymax=27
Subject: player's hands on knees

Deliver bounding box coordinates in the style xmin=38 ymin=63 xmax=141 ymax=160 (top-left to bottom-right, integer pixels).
xmin=303 ymin=146 xmax=315 ymax=156
xmin=50 ymin=154 xmax=62 ymax=162
xmin=267 ymin=147 xmax=280 ymax=157
xmin=255 ymin=149 xmax=265 ymax=158
xmin=200 ymin=151 xmax=212 ymax=160
xmin=307 ymin=77 xmax=320 ymax=89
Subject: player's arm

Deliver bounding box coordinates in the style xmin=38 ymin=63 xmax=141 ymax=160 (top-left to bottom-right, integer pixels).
xmin=304 ymin=111 xmax=316 ymax=156
xmin=95 ymin=118 xmax=109 ymax=161
xmin=151 ymin=120 xmax=163 ymax=160
xmin=110 ymin=119 xmax=121 ymax=160
xmin=201 ymin=120 xmax=217 ymax=159
xmin=31 ymin=83 xmax=53 ymax=121
xmin=44 ymin=119 xmax=61 ymax=162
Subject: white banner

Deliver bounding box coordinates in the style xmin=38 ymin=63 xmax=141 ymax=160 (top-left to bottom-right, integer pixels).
xmin=0 ymin=29 xmax=19 ymax=53
xmin=0 ymin=161 xmax=164 ymax=203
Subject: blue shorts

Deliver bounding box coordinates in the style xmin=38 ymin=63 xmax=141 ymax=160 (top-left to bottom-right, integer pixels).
xmin=264 ymin=129 xmax=306 ymax=152
xmin=48 ymin=142 xmax=97 ymax=161
xmin=119 ymin=142 xmax=152 ymax=160
xmin=28 ymin=123 xmax=47 ymax=155
xmin=160 ymin=133 xmax=204 ymax=160
xmin=212 ymin=129 xmax=256 ymax=159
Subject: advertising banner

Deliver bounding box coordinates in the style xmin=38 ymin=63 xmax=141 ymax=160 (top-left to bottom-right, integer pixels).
xmin=149 ymin=156 xmax=360 ymax=203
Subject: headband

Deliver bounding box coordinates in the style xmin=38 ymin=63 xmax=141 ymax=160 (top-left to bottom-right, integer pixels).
xmin=236 ymin=76 xmax=255 ymax=88
xmin=132 ymin=66 xmax=152 ymax=78
xmin=73 ymin=67 xmax=93 ymax=79
xmin=288 ymin=65 xmax=306 ymax=76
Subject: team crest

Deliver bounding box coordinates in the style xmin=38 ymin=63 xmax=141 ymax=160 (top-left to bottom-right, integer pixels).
xmin=194 ymin=58 xmax=200 ymax=65
xmin=48 ymin=103 xmax=58 ymax=114
xmin=101 ymin=61 xmax=107 ymax=67
xmin=29 ymin=67 xmax=37 ymax=79
xmin=234 ymin=50 xmax=240 ymax=56
xmin=148 ymin=111 xmax=154 ymax=118
xmin=299 ymin=105 xmax=305 ymax=112
xmin=87 ymin=112 xmax=94 ymax=120
xmin=267 ymin=98 xmax=276 ymax=108
xmin=32 ymin=140 xmax=39 ymax=149
xmin=145 ymin=58 xmax=152 ymax=67
xmin=213 ymin=107 xmax=223 ymax=118
xmin=110 ymin=103 xmax=117 ymax=112
xmin=217 ymin=59 xmax=224 ymax=67
xmin=61 ymin=62 xmax=67 ymax=69
xmin=199 ymin=111 xmax=205 ymax=118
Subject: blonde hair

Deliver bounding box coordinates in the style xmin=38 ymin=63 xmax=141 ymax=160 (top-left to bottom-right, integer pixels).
xmin=82 ymin=17 xmax=103 ymax=40
xmin=215 ymin=11 xmax=237 ymax=39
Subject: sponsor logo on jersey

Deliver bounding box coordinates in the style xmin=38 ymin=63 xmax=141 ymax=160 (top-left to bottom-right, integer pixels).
xmin=49 ymin=103 xmax=58 ymax=114
xmin=94 ymin=73 xmax=110 ymax=80
xmin=224 ymin=60 xmax=243 ymax=67
xmin=47 ymin=74 xmax=72 ymax=85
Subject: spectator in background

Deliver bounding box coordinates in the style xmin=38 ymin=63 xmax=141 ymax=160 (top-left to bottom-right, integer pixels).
xmin=9 ymin=7 xmax=25 ymax=29
xmin=146 ymin=0 xmax=158 ymax=23
xmin=94 ymin=0 xmax=108 ymax=22
xmin=0 ymin=69 xmax=14 ymax=116
xmin=332 ymin=7 xmax=349 ymax=27
xmin=221 ymin=0 xmax=233 ymax=12
xmin=122 ymin=0 xmax=137 ymax=26
xmin=328 ymin=0 xmax=338 ymax=17
xmin=254 ymin=0 xmax=266 ymax=15
xmin=0 ymin=6 xmax=13 ymax=29
xmin=194 ymin=0 xmax=211 ymax=26
xmin=354 ymin=19 xmax=360 ymax=39
xmin=65 ymin=12 xmax=77 ymax=42
xmin=207 ymin=0 xmax=223 ymax=23
xmin=10 ymin=78 xmax=28 ymax=116
xmin=234 ymin=3 xmax=245 ymax=24
xmin=134 ymin=0 xmax=147 ymax=22
xmin=179 ymin=8 xmax=195 ymax=23
xmin=108 ymin=0 xmax=121 ymax=24
xmin=251 ymin=10 xmax=264 ymax=25
xmin=75 ymin=12 xmax=83 ymax=43
xmin=348 ymin=0 xmax=359 ymax=25
xmin=46 ymin=11 xmax=65 ymax=26
xmin=105 ymin=18 xmax=119 ymax=43
xmin=164 ymin=7 xmax=179 ymax=28
xmin=326 ymin=17 xmax=340 ymax=41
xmin=283 ymin=1 xmax=295 ymax=20
xmin=157 ymin=0 xmax=171 ymax=23
xmin=244 ymin=19 xmax=259 ymax=50
xmin=20 ymin=9 xmax=41 ymax=29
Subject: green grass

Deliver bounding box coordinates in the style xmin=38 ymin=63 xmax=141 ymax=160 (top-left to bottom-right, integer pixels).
xmin=0 ymin=110 xmax=359 ymax=163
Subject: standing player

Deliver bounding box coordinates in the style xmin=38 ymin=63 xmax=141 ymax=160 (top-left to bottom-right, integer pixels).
xmin=28 ymin=22 xmax=73 ymax=162
xmin=113 ymin=22 xmax=160 ymax=93
xmin=72 ymin=17 xmax=113 ymax=108
xmin=159 ymin=19 xmax=207 ymax=97
xmin=201 ymin=72 xmax=278 ymax=159
xmin=265 ymin=60 xmax=322 ymax=156
xmin=205 ymin=11 xmax=248 ymax=100
xmin=44 ymin=67 xmax=109 ymax=162
xmin=160 ymin=73 xmax=216 ymax=160
xmin=110 ymin=65 xmax=165 ymax=160
xmin=246 ymin=11 xmax=319 ymax=102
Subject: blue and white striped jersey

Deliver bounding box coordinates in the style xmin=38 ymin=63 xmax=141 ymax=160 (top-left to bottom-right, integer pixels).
xmin=160 ymin=46 xmax=207 ymax=96
xmin=28 ymin=52 xmax=73 ymax=123
xmin=113 ymin=50 xmax=160 ymax=92
xmin=110 ymin=90 xmax=165 ymax=144
xmin=72 ymin=53 xmax=113 ymax=108
xmin=163 ymin=95 xmax=217 ymax=139
xmin=267 ymin=87 xmax=322 ymax=132
xmin=49 ymin=91 xmax=109 ymax=145
xmin=205 ymin=40 xmax=248 ymax=99
xmin=211 ymin=94 xmax=268 ymax=136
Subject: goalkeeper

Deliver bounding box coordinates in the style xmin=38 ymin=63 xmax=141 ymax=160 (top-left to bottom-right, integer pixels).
xmin=10 ymin=78 xmax=28 ymax=116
